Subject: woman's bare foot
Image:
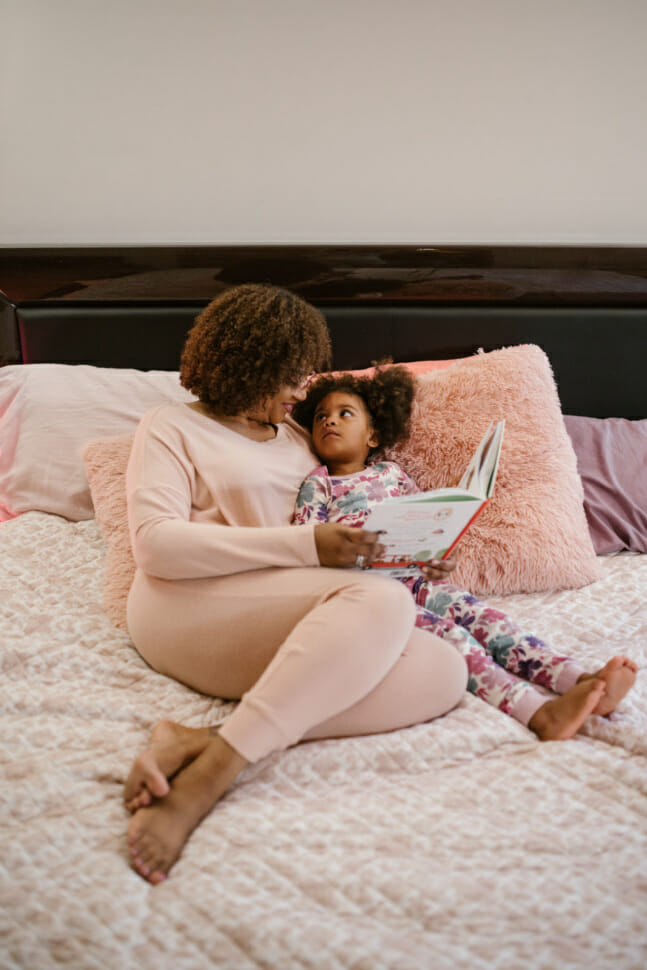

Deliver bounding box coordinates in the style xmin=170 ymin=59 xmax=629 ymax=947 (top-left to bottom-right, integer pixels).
xmin=578 ymin=656 xmax=638 ymax=716
xmin=127 ymin=733 xmax=248 ymax=884
xmin=529 ymin=677 xmax=606 ymax=741
xmin=124 ymin=721 xmax=211 ymax=812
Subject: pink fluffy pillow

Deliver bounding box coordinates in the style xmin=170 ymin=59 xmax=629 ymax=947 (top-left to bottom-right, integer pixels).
xmin=83 ymin=434 xmax=136 ymax=631
xmin=342 ymin=359 xmax=457 ymax=378
xmin=384 ymin=344 xmax=602 ymax=595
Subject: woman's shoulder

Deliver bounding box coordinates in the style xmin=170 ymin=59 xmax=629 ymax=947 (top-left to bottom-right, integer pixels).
xmin=134 ymin=402 xmax=220 ymax=450
xmin=139 ymin=401 xmax=213 ymax=430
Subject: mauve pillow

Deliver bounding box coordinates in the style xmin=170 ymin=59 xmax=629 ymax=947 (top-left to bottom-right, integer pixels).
xmin=384 ymin=345 xmax=602 ymax=596
xmin=564 ymin=415 xmax=647 ymax=554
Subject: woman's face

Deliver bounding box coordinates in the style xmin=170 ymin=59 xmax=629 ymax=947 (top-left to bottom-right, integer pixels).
xmin=251 ymin=376 xmax=314 ymax=426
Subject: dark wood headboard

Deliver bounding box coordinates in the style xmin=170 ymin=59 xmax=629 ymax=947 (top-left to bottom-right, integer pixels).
xmin=2 ymin=245 xmax=647 ymax=418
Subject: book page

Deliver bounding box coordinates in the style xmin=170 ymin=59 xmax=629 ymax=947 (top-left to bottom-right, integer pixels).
xmin=360 ymin=421 xmax=503 ymax=578
xmin=457 ymin=420 xmax=505 ymax=497
xmin=364 ymin=490 xmax=484 ymax=576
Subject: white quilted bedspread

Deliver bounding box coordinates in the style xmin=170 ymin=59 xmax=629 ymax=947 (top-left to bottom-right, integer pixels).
xmin=1 ymin=513 xmax=646 ymax=970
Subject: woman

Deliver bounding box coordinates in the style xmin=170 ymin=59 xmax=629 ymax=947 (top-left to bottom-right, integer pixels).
xmin=124 ymin=284 xmax=467 ymax=884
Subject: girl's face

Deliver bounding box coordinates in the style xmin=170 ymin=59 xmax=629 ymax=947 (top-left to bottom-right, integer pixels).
xmin=312 ymin=391 xmax=378 ymax=475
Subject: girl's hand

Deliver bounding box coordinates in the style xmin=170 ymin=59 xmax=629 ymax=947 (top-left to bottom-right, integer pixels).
xmin=420 ymin=551 xmax=459 ymax=583
xmin=314 ymin=524 xmax=385 ymax=569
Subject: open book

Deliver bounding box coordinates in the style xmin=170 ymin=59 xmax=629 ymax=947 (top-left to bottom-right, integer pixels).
xmin=363 ymin=420 xmax=505 ymax=578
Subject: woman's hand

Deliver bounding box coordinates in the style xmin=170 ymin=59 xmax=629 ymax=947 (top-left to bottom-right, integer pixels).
xmin=314 ymin=524 xmax=385 ymax=569
xmin=419 ymin=550 xmax=459 ymax=583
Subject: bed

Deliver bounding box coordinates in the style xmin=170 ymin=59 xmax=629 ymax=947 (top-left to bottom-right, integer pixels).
xmin=1 ymin=245 xmax=647 ymax=970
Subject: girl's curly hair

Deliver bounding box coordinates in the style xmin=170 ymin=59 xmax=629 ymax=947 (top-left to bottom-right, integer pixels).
xmin=292 ymin=364 xmax=416 ymax=455
xmin=180 ymin=284 xmax=331 ymax=414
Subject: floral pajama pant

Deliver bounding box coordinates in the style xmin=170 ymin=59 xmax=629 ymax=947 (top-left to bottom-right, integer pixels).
xmin=404 ymin=577 xmax=586 ymax=726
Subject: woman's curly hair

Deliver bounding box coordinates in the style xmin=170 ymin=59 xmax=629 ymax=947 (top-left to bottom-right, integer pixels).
xmin=180 ymin=284 xmax=331 ymax=414
xmin=292 ymin=364 xmax=416 ymax=456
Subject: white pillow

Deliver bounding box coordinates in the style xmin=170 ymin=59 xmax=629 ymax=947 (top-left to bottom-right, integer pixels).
xmin=0 ymin=364 xmax=195 ymax=521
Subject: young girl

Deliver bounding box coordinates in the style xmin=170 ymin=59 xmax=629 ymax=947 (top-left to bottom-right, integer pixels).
xmin=292 ymin=366 xmax=637 ymax=741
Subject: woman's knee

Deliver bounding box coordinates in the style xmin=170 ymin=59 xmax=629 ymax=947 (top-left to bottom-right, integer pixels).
xmin=327 ymin=576 xmax=417 ymax=674
xmin=403 ymin=626 xmax=468 ymax=719
xmin=359 ymin=576 xmax=417 ymax=637
xmin=435 ymin=637 xmax=469 ymax=710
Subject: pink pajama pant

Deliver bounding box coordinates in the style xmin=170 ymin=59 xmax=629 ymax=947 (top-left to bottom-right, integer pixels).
xmin=127 ymin=566 xmax=468 ymax=763
xmin=405 ymin=578 xmax=586 ymax=725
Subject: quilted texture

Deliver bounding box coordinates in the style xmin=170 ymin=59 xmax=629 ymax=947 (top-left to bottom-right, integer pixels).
xmin=385 ymin=344 xmax=602 ymax=595
xmin=1 ymin=512 xmax=646 ymax=969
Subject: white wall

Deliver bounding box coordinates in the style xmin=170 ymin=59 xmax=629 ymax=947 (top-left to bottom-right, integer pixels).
xmin=1 ymin=0 xmax=646 ymax=245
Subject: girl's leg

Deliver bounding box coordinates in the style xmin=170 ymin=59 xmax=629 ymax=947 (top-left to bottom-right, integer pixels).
xmin=410 ymin=578 xmax=585 ymax=695
xmin=412 ymin=605 xmax=549 ymax=726
xmin=412 ymin=606 xmax=607 ymax=739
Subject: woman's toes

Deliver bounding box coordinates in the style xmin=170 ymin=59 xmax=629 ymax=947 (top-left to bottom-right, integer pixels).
xmin=124 ymin=752 xmax=170 ymax=809
xmin=128 ymin=816 xmax=147 ymax=849
xmin=125 ymin=791 xmax=151 ymax=813
xmin=130 ymin=842 xmax=156 ymax=880
xmin=135 ymin=858 xmax=151 ymax=878
xmin=127 ymin=814 xmax=172 ymax=884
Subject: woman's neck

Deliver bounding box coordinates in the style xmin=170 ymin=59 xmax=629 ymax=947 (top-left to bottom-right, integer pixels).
xmin=189 ymin=402 xmax=278 ymax=440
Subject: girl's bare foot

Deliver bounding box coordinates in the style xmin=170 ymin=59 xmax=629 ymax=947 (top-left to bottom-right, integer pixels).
xmin=578 ymin=656 xmax=638 ymax=716
xmin=529 ymin=678 xmax=606 ymax=741
xmin=127 ymin=733 xmax=248 ymax=885
xmin=124 ymin=721 xmax=211 ymax=812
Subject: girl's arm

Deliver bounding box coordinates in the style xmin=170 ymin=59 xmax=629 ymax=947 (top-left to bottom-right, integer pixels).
xmin=293 ymin=468 xmax=331 ymax=524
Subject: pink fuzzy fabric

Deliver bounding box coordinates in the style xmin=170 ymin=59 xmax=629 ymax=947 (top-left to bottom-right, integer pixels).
xmin=384 ymin=345 xmax=602 ymax=595
xmin=83 ymin=434 xmax=135 ymax=631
